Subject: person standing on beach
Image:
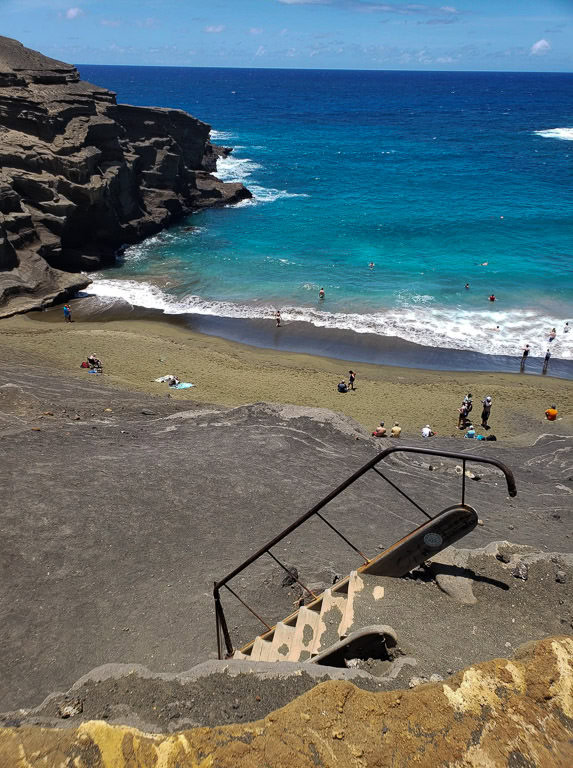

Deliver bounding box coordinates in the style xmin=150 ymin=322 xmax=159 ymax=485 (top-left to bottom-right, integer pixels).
xmin=275 ymin=310 xmax=281 ymax=327
xmin=481 ymin=396 xmax=492 ymax=428
xmin=348 ymin=370 xmax=357 ymax=390
xmin=520 ymin=344 xmax=530 ymax=372
xmin=63 ymin=304 xmax=72 ymax=323
xmin=542 ymin=348 xmax=551 ymax=375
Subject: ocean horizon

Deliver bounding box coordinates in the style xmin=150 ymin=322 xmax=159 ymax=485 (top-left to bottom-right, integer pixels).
xmin=77 ymin=64 xmax=573 ymax=366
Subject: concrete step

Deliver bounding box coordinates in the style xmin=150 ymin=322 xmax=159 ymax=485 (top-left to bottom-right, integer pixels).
xmin=268 ymin=621 xmax=296 ymax=662
xmin=312 ymin=589 xmax=348 ymax=655
xmin=287 ymin=606 xmax=321 ymax=662
xmin=337 ymin=571 xmax=365 ymax=638
xmin=341 ymin=573 xmax=387 ymax=637
xmin=249 ymin=634 xmax=274 ymax=662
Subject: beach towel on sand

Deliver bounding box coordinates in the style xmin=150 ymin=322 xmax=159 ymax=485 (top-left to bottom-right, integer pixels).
xmin=174 ymin=382 xmax=194 ymax=389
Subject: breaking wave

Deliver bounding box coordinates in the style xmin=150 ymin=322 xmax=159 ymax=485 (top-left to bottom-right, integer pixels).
xmin=214 ymin=149 xmax=307 ymax=204
xmin=86 ymin=278 xmax=572 ymax=360
xmin=534 ymin=127 xmax=573 ymax=141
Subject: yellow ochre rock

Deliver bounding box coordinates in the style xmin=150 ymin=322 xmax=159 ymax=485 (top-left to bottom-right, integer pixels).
xmin=1 ymin=636 xmax=572 ymax=768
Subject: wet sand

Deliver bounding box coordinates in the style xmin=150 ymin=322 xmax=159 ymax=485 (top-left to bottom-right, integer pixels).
xmin=1 ymin=310 xmax=571 ymax=444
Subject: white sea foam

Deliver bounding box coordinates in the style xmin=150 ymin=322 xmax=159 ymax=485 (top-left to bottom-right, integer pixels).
xmin=534 ymin=127 xmax=573 ymax=141
xmin=249 ymin=185 xmax=309 ymax=203
xmin=86 ymin=278 xmax=573 ymax=360
xmin=214 ymin=155 xmax=262 ymax=183
xmin=213 ymin=147 xmax=308 ymax=204
xmin=210 ymin=129 xmax=236 ymax=141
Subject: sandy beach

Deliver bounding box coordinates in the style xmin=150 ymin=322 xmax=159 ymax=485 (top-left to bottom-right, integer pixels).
xmin=2 ymin=309 xmax=571 ymax=444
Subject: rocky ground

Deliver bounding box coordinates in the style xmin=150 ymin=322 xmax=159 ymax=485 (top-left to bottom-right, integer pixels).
xmin=1 ymin=636 xmax=572 ymax=767
xmin=0 ymin=36 xmax=250 ymax=316
xmin=0 ymin=363 xmax=571 ymax=729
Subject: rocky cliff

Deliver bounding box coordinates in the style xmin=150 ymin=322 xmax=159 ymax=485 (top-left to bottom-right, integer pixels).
xmin=0 ymin=36 xmax=251 ymax=317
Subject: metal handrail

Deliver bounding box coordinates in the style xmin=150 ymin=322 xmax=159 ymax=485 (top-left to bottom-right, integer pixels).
xmin=213 ymin=445 xmax=516 ymax=658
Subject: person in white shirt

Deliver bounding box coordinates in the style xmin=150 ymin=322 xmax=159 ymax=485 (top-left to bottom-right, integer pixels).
xmin=421 ymin=425 xmax=434 ymax=438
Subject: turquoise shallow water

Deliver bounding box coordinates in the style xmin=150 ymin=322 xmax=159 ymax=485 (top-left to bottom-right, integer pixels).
xmin=79 ymin=66 xmax=573 ymax=360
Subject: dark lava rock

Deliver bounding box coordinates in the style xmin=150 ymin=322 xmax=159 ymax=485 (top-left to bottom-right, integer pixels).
xmin=0 ymin=36 xmax=251 ymax=317
xmin=496 ymin=553 xmax=511 ymax=564
xmin=512 ymin=561 xmax=529 ymax=581
xmin=555 ymin=570 xmax=567 ymax=584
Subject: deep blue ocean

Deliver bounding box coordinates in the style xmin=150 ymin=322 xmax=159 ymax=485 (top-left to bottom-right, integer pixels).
xmin=79 ymin=65 xmax=573 ymax=361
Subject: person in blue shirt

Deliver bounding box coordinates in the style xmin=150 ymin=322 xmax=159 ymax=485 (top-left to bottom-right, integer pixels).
xmin=464 ymin=425 xmax=476 ymax=438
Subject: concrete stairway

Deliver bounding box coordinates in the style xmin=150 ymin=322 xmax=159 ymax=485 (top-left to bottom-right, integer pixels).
xmin=233 ymin=503 xmax=478 ymax=662
xmin=234 ymin=570 xmax=386 ymax=662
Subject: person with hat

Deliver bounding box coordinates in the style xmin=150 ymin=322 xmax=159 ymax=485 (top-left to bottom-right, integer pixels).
xmin=481 ymin=395 xmax=492 ymax=428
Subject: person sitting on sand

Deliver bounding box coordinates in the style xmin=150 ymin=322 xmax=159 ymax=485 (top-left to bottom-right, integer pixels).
xmin=337 ymin=380 xmax=348 ymax=393
xmin=87 ymin=353 xmax=102 ymax=370
xmin=544 ymin=404 xmax=558 ymax=421
xmin=464 ymin=425 xmax=476 ymax=438
xmin=421 ymin=425 xmax=434 ymax=438
xmin=390 ymin=422 xmax=401 ymax=438
xmin=167 ymin=375 xmax=180 ymax=388
xmin=372 ymin=421 xmax=387 ymax=437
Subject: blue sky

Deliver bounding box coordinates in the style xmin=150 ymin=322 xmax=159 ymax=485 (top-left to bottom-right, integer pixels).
xmin=3 ymin=0 xmax=572 ymax=71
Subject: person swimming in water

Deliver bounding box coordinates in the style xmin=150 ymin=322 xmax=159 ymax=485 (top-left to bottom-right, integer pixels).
xmin=488 ymin=293 xmax=496 ymax=302
xmin=319 ymin=287 xmax=325 ymax=299
xmin=464 ymin=283 xmax=470 ymax=290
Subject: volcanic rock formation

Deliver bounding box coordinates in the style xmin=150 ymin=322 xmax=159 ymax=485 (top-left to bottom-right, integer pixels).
xmin=0 ymin=36 xmax=251 ymax=317
xmin=1 ymin=637 xmax=571 ymax=767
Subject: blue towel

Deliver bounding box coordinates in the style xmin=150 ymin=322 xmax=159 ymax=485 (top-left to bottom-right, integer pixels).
xmin=174 ymin=382 xmax=194 ymax=389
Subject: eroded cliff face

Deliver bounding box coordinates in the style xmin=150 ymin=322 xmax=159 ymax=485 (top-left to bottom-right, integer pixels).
xmin=0 ymin=36 xmax=251 ymax=317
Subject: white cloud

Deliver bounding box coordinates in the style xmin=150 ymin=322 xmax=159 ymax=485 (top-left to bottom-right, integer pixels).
xmin=255 ymin=45 xmax=266 ymax=56
xmin=101 ymin=19 xmax=121 ymax=28
xmin=65 ymin=7 xmax=82 ymax=19
xmin=250 ymin=27 xmax=263 ymax=35
xmin=530 ymin=39 xmax=550 ymax=55
xmin=205 ymin=25 xmax=225 ymax=33
xmin=436 ymin=55 xmax=454 ymax=63
xmin=440 ymin=5 xmax=457 ymax=11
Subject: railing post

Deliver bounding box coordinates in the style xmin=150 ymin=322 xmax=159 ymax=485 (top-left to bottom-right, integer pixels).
xmin=214 ymin=585 xmax=234 ymax=659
